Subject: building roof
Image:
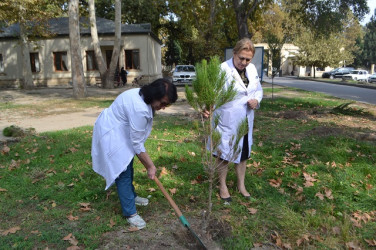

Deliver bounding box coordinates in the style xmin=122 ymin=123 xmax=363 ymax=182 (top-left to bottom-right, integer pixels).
xmin=0 ymin=17 xmax=161 ymax=44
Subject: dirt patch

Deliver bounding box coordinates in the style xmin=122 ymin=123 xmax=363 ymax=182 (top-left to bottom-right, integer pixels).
xmin=98 ymin=215 xmax=229 ymax=250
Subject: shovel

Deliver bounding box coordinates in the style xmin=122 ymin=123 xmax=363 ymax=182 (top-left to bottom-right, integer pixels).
xmin=154 ymin=176 xmax=207 ymax=250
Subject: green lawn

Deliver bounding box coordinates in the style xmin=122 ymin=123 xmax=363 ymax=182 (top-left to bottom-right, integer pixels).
xmin=1 ymin=87 xmax=375 ymax=249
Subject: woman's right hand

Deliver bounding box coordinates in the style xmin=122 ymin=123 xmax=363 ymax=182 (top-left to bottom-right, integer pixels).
xmin=147 ymin=165 xmax=156 ymax=180
xmin=202 ymin=110 xmax=210 ymax=118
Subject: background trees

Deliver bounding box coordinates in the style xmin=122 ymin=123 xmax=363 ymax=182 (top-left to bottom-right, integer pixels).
xmin=0 ymin=0 xmax=64 ymax=89
xmin=1 ymin=0 xmax=373 ymax=86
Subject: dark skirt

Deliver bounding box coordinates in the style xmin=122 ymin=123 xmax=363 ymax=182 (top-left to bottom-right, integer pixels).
xmin=240 ymin=134 xmax=250 ymax=162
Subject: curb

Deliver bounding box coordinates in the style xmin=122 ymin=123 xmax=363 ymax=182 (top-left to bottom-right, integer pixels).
xmin=284 ymin=76 xmax=376 ymax=90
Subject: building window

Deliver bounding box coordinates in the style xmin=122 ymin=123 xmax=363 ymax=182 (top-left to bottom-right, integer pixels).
xmin=30 ymin=53 xmax=40 ymax=73
xmin=125 ymin=49 xmax=140 ymax=69
xmin=86 ymin=51 xmax=98 ymax=71
xmin=53 ymin=52 xmax=68 ymax=71
xmin=0 ymin=54 xmax=4 ymax=73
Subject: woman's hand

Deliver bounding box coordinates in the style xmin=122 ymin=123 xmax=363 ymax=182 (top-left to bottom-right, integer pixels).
xmin=202 ymin=110 xmax=210 ymax=118
xmin=247 ymin=99 xmax=258 ymax=109
xmin=147 ymin=165 xmax=156 ymax=180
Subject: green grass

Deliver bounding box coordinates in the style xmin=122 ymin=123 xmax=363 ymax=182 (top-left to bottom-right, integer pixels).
xmin=1 ymin=88 xmax=375 ymax=249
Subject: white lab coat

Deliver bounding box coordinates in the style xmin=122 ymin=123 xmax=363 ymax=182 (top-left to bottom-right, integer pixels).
xmin=212 ymin=58 xmax=263 ymax=163
xmin=91 ymin=88 xmax=153 ymax=190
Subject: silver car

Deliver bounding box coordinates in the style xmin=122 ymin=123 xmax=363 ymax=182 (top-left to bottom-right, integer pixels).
xmin=172 ymin=65 xmax=196 ymax=85
xmin=368 ymin=73 xmax=376 ymax=83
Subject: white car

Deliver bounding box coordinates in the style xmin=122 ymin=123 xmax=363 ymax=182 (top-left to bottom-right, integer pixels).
xmin=172 ymin=65 xmax=196 ymax=85
xmin=342 ymin=70 xmax=369 ymax=82
xmin=368 ymin=73 xmax=376 ymax=83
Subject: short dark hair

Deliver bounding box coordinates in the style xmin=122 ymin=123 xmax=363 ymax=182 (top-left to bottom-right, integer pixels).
xmin=139 ymin=78 xmax=178 ymax=104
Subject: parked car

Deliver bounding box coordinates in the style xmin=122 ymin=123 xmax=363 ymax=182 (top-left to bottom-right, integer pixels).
xmin=342 ymin=70 xmax=369 ymax=82
xmin=322 ymin=67 xmax=354 ymax=79
xmin=172 ymin=65 xmax=196 ymax=85
xmin=368 ymin=73 xmax=376 ymax=83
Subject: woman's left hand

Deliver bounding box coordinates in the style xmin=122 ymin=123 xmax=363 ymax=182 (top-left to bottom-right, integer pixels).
xmin=247 ymin=99 xmax=258 ymax=109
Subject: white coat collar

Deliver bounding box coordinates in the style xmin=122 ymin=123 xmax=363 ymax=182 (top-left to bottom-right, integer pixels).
xmin=227 ymin=58 xmax=248 ymax=90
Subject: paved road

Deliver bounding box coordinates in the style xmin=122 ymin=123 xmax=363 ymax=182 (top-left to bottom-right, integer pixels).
xmin=263 ymin=77 xmax=376 ymax=105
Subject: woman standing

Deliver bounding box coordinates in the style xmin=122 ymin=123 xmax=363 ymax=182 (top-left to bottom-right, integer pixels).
xmin=92 ymin=78 xmax=178 ymax=229
xmin=214 ymin=38 xmax=263 ymax=203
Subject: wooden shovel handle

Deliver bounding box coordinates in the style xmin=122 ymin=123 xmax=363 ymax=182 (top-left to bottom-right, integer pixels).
xmin=154 ymin=176 xmax=183 ymax=217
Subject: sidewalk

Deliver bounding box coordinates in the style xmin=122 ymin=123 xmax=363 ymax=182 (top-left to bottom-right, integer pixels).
xmin=0 ymin=86 xmax=195 ymax=143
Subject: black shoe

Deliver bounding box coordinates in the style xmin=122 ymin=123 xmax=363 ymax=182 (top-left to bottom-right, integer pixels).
xmin=221 ymin=196 xmax=232 ymax=205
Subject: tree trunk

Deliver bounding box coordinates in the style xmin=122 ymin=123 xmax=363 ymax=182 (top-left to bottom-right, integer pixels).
xmin=232 ymin=0 xmax=259 ymax=39
xmin=88 ymin=0 xmax=121 ymax=89
xmin=104 ymin=0 xmax=122 ymax=89
xmin=19 ymin=23 xmax=34 ymax=89
xmin=69 ymin=0 xmax=87 ymax=98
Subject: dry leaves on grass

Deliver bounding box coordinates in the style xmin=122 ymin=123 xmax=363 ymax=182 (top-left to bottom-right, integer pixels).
xmin=303 ymin=172 xmax=318 ymax=187
xmin=365 ymin=239 xmax=376 ymax=247
xmin=269 ymin=178 xmax=282 ymax=188
xmin=271 ymin=231 xmax=292 ymax=249
xmin=247 ymin=208 xmax=258 ymax=214
xmin=63 ymin=233 xmax=79 ymax=246
xmin=350 ymin=210 xmax=375 ymax=228
xmin=315 ymin=187 xmax=334 ymax=200
xmin=158 ymin=167 xmax=169 ymax=178
xmin=169 ymin=188 xmax=177 ymax=195
xmin=79 ymin=202 xmax=91 ymax=212
xmin=109 ymin=219 xmax=116 ymax=228
xmin=67 ymin=214 xmax=79 ymax=221
xmin=1 ymin=226 xmax=21 ymax=236
xmin=1 ymin=145 xmax=10 ymax=155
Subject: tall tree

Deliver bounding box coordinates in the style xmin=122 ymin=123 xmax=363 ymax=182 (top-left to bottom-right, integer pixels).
xmin=69 ymin=0 xmax=86 ymax=98
xmin=88 ymin=0 xmax=121 ymax=89
xmin=285 ymin=0 xmax=369 ymax=37
xmin=363 ymin=9 xmax=376 ymax=68
xmin=293 ymin=30 xmax=350 ymax=77
xmin=0 ymin=0 xmax=63 ymax=89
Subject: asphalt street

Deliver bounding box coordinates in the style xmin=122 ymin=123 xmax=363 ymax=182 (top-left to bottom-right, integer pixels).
xmin=263 ymin=76 xmax=376 ymax=105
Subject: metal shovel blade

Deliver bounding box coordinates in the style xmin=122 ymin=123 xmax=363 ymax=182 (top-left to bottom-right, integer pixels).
xmin=154 ymin=176 xmax=207 ymax=250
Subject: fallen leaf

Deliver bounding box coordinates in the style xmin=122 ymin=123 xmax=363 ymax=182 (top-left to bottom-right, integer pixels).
xmin=248 ymin=208 xmax=258 ymax=214
xmin=109 ymin=219 xmax=116 ymax=228
xmin=268 ymin=178 xmax=282 ymax=188
xmin=0 ymin=188 xmax=8 ymax=192
xmin=79 ymin=202 xmax=91 ymax=212
xmin=169 ymin=188 xmax=177 ymax=195
xmin=158 ymin=167 xmax=169 ymax=178
xmin=271 ymin=231 xmax=283 ymax=248
xmin=190 ymin=179 xmax=198 ymax=185
xmin=148 ymin=187 xmax=156 ymax=192
xmin=315 ymin=192 xmax=324 ymax=200
xmin=67 ymin=214 xmax=79 ymax=221
xmin=1 ymin=226 xmax=21 ymax=236
xmin=188 ymin=151 xmax=196 ymax=156
xmin=324 ymin=187 xmax=334 ymax=199
xmin=67 ymin=246 xmax=80 ymax=250
xmin=127 ymin=226 xmax=140 ymax=232
xmin=346 ymin=241 xmax=361 ymax=250
xmin=332 ymin=226 xmax=341 ymax=235
xmin=63 ymin=233 xmax=79 ymax=246
xmin=1 ymin=145 xmax=10 ymax=154
xmin=365 ymin=239 xmax=376 ymax=246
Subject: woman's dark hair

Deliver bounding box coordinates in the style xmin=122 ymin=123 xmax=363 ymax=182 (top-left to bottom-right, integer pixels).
xmin=140 ymin=78 xmax=178 ymax=104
